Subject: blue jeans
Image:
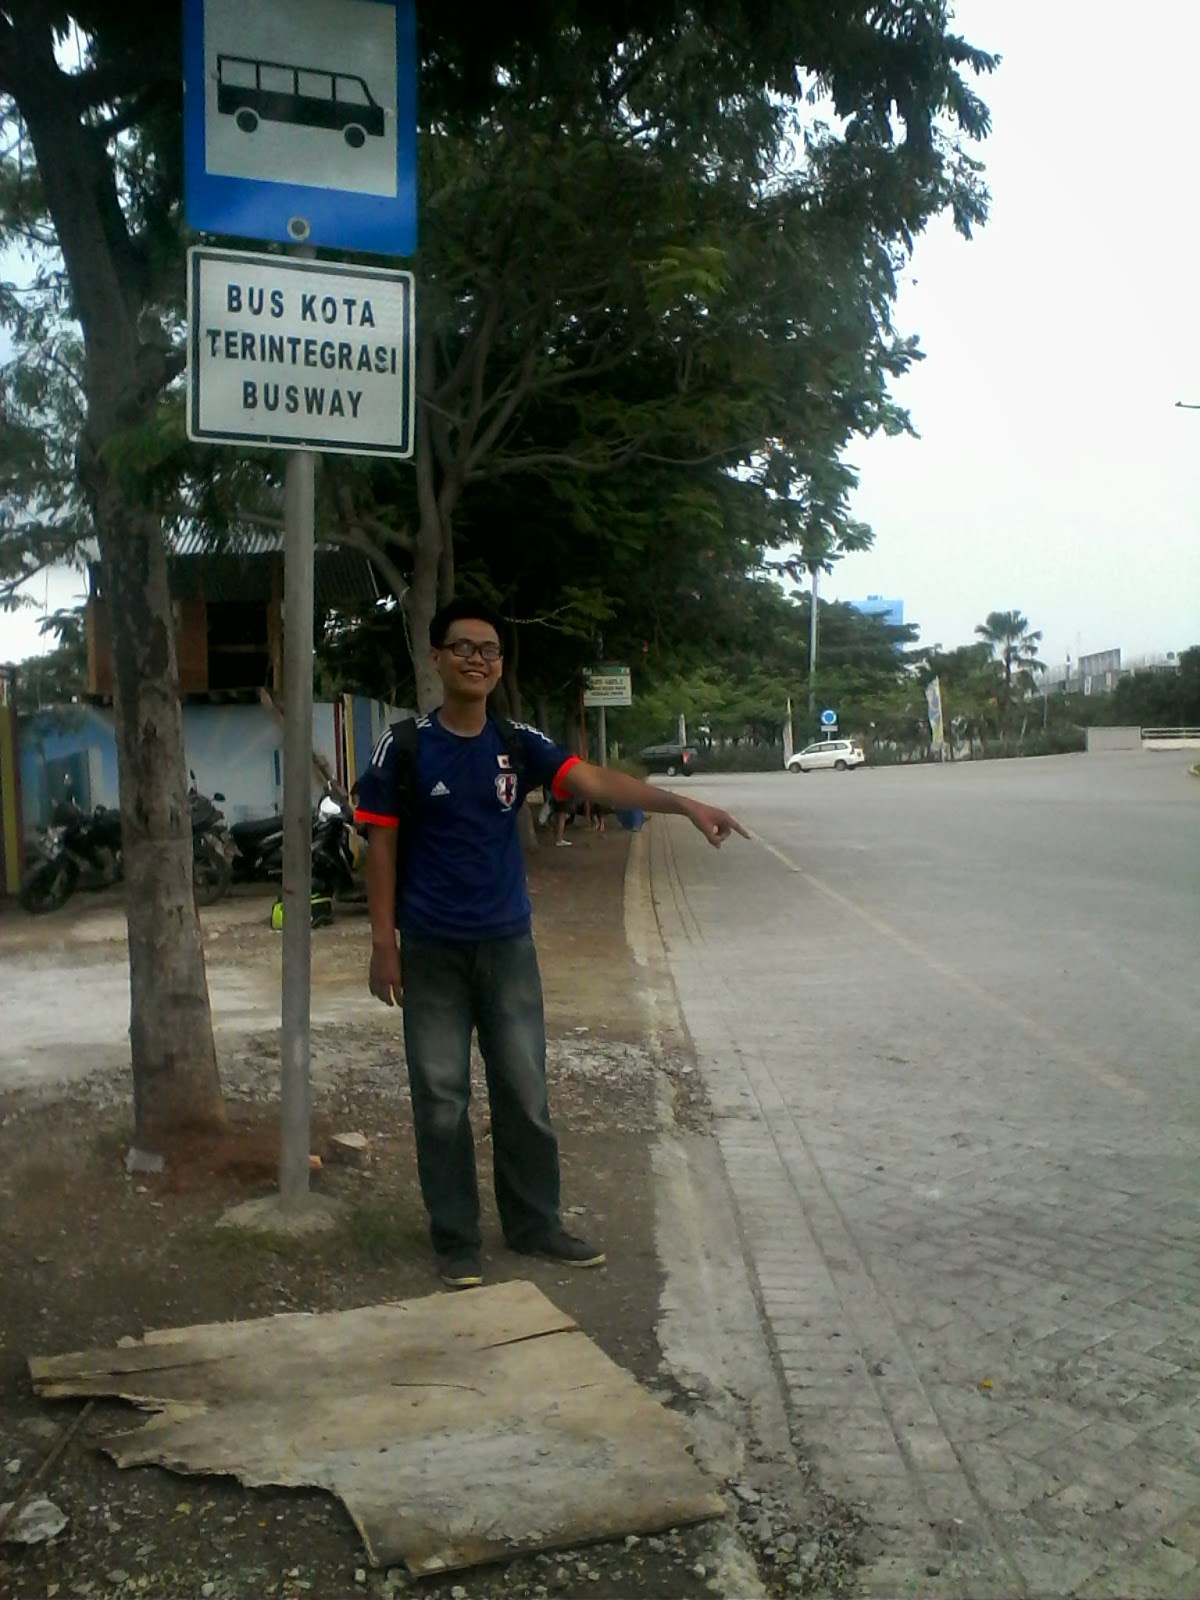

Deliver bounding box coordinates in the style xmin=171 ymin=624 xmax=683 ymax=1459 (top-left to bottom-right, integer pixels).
xmin=400 ymin=933 xmax=561 ymax=1255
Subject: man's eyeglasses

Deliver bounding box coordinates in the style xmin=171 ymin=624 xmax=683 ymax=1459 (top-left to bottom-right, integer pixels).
xmin=443 ymin=639 xmax=503 ymax=662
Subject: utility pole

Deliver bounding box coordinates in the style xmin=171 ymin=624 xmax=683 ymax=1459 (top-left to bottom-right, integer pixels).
xmin=279 ymin=444 xmax=315 ymax=1208
xmin=806 ymin=564 xmax=820 ymax=731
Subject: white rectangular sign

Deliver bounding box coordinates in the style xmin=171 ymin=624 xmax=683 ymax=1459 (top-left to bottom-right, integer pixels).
xmin=186 ymin=246 xmax=414 ymax=457
xmin=584 ymin=668 xmax=632 ymax=707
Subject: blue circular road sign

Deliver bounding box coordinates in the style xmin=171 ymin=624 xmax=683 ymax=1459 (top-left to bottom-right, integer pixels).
xmin=820 ymin=708 xmax=837 ymax=727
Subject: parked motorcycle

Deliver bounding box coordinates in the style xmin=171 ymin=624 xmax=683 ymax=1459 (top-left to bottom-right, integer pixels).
xmin=228 ymin=784 xmax=358 ymax=899
xmin=190 ymin=783 xmax=233 ymax=907
xmin=19 ymin=793 xmax=123 ymax=914
xmin=20 ymin=779 xmax=234 ymax=914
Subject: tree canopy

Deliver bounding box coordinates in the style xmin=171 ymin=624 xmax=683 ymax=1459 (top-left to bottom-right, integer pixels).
xmin=2 ymin=0 xmax=998 ymax=705
xmin=0 ymin=0 xmax=996 ymax=1129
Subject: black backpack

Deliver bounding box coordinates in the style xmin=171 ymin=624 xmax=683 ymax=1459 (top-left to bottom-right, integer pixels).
xmin=386 ymin=711 xmax=527 ymax=884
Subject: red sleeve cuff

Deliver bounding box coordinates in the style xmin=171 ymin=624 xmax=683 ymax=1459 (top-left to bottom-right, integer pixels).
xmin=551 ymin=755 xmax=583 ymax=802
xmin=354 ymin=810 xmax=400 ymax=828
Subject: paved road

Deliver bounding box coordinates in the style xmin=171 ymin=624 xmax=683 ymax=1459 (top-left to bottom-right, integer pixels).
xmin=650 ymin=754 xmax=1200 ymax=1598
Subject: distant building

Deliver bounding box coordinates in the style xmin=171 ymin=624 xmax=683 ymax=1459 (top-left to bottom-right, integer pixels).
xmin=847 ymin=595 xmax=904 ymax=629
xmin=84 ymin=529 xmax=378 ymax=701
xmin=1078 ymin=648 xmax=1122 ymax=696
xmin=1042 ymin=648 xmax=1181 ymax=696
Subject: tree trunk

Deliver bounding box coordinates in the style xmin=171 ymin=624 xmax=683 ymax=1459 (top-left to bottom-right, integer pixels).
xmin=412 ymin=350 xmax=448 ymax=713
xmin=14 ymin=26 xmax=224 ymax=1141
xmin=502 ymin=626 xmax=525 ymax=719
xmin=96 ymin=508 xmax=225 ymax=1139
xmin=407 ymin=513 xmax=443 ymax=713
xmin=437 ymin=518 xmax=456 ymax=607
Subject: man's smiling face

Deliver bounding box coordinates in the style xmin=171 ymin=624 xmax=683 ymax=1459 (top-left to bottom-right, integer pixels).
xmin=433 ymin=618 xmax=504 ymax=703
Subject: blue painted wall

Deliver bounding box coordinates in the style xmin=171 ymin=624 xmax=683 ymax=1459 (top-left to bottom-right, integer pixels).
xmin=19 ymin=697 xmax=402 ymax=833
xmin=20 ymin=706 xmax=121 ymax=830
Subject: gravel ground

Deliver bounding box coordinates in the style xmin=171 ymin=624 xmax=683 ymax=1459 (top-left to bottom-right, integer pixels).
xmin=0 ymin=829 xmax=866 ymax=1599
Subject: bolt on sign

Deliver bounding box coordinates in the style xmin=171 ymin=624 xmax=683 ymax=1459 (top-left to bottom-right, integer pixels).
xmin=186 ymin=247 xmax=414 ymax=457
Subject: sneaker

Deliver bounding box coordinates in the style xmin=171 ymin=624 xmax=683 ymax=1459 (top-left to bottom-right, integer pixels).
xmin=513 ymin=1229 xmax=606 ymax=1268
xmin=437 ymin=1251 xmax=483 ymax=1289
xmin=555 ymin=839 xmax=573 ymax=848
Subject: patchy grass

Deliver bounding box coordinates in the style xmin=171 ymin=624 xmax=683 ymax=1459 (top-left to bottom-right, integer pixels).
xmin=345 ymin=1202 xmax=426 ymax=1264
xmin=188 ymin=1219 xmax=314 ymax=1263
xmin=92 ymin=1122 xmax=133 ymax=1163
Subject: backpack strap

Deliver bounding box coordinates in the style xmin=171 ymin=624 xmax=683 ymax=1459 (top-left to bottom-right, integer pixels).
xmin=387 ymin=716 xmax=421 ymax=884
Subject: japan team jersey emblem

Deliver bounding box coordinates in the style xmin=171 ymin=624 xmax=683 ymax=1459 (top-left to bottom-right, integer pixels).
xmin=495 ymin=772 xmax=518 ymax=810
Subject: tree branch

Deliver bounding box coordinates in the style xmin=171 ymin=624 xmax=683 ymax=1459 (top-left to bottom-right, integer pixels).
xmin=96 ymin=87 xmax=168 ymax=140
xmin=332 ymin=481 xmax=414 ymax=554
xmin=67 ymin=51 xmax=180 ymax=114
xmin=231 ymin=504 xmax=284 ymax=531
xmin=333 ymin=521 xmax=411 ymax=604
xmin=464 ymin=344 xmax=538 ymax=474
xmin=469 ymin=439 xmax=645 ymax=479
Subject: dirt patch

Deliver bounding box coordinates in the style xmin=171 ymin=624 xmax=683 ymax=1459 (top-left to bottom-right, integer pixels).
xmin=0 ymin=829 xmax=791 ymax=1600
xmin=0 ymin=830 xmax=656 ymax=1097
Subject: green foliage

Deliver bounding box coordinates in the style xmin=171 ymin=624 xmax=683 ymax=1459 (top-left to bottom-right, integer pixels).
xmin=606 ymin=581 xmax=920 ymax=750
xmin=973 ymin=609 xmax=1044 ymax=729
xmin=1 ymin=607 xmax=88 ymax=709
xmin=314 ymin=602 xmax=416 ymax=708
xmin=1105 ymin=647 xmax=1200 ymax=727
xmin=696 ymin=743 xmax=784 ymax=774
xmin=0 ymin=0 xmax=996 ymax=747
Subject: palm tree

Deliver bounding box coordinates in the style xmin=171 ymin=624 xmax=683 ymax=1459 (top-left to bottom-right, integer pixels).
xmin=974 ymin=610 xmax=1044 ymax=729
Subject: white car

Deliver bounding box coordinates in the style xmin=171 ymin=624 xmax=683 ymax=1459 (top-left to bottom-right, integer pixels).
xmin=786 ymin=739 xmax=865 ymax=773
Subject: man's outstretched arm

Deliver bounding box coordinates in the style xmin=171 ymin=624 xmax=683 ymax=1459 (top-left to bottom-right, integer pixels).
xmin=561 ymin=761 xmax=749 ymax=848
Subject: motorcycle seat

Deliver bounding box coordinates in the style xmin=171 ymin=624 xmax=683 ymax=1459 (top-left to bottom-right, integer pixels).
xmin=230 ymin=816 xmax=283 ymax=843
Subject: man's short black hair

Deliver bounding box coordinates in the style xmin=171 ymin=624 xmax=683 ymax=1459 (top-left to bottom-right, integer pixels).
xmin=429 ymin=596 xmax=507 ymax=650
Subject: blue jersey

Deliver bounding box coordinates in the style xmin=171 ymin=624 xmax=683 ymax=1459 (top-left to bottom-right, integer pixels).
xmin=354 ymin=713 xmax=579 ymax=942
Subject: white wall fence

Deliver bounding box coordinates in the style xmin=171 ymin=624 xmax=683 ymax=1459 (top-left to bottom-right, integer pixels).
xmin=1086 ymin=726 xmax=1200 ymax=753
xmin=1140 ymin=727 xmax=1200 ymax=751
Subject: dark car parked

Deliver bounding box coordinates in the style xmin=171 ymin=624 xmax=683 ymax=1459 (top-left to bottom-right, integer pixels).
xmin=637 ymin=742 xmax=698 ymax=777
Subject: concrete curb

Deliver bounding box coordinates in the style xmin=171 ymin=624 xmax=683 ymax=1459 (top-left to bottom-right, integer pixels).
xmin=623 ymin=823 xmax=814 ymax=1598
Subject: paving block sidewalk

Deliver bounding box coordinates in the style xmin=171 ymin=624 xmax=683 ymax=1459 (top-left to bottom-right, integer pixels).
xmin=648 ymin=814 xmax=1200 ymax=1600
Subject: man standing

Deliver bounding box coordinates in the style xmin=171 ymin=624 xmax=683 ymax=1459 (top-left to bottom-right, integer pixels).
xmin=355 ymin=598 xmax=747 ymax=1288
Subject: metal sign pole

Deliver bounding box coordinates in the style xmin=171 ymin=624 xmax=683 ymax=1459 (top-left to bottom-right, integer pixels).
xmin=279 ymin=444 xmax=315 ymax=1205
xmin=808 ymin=565 xmax=820 ymax=730
xmin=598 ymin=705 xmax=608 ymax=767
xmin=183 ymin=0 xmax=417 ymax=1230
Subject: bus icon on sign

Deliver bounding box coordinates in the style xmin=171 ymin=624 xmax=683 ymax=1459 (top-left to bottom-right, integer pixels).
xmin=217 ymin=54 xmax=386 ymax=148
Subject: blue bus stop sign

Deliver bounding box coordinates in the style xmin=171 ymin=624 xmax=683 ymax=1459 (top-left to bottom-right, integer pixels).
xmin=184 ymin=0 xmax=417 ymax=257
xmin=820 ymin=708 xmax=838 ymax=728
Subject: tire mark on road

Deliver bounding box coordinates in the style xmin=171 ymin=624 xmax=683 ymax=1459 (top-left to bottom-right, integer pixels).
xmin=747 ymin=828 xmax=1145 ymax=1105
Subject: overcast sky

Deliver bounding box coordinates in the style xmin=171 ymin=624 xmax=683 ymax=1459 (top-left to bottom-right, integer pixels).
xmin=2 ymin=0 xmax=1198 ymax=669
xmin=827 ymin=0 xmax=1200 ymax=667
